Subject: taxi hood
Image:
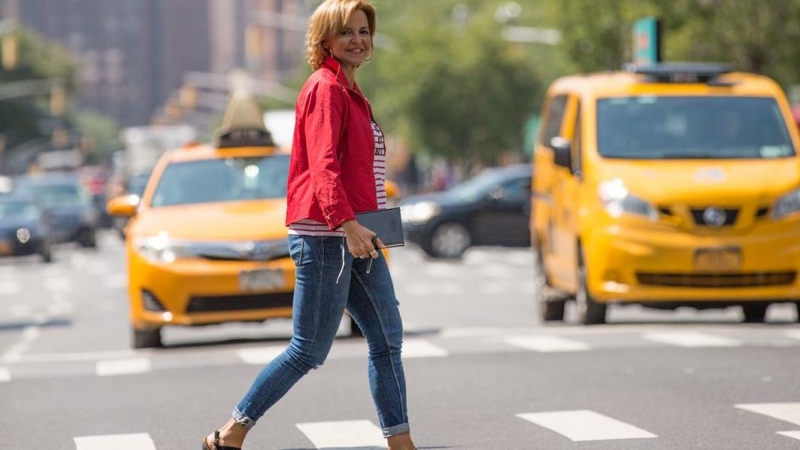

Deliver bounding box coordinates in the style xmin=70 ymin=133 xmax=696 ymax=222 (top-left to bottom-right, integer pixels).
xmin=131 ymin=199 xmax=288 ymax=240
xmin=591 ymin=158 xmax=800 ymax=203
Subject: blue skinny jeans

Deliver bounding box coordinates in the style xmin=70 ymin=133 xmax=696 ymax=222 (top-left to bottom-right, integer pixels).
xmin=233 ymin=235 xmax=410 ymax=437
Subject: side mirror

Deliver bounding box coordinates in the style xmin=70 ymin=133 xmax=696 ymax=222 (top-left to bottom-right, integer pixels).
xmin=550 ymin=136 xmax=572 ymax=171
xmin=106 ymin=194 xmax=140 ymax=217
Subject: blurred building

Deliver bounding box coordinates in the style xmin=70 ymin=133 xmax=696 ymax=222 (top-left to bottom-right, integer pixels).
xmin=0 ymin=0 xmax=309 ymax=129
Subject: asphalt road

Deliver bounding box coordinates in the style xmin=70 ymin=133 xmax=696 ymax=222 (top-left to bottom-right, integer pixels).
xmin=1 ymin=232 xmax=799 ymax=449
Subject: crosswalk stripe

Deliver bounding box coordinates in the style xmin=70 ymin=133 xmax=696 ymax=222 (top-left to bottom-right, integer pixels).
xmin=402 ymin=339 xmax=449 ymax=358
xmin=518 ymin=410 xmax=658 ymax=442
xmin=96 ymin=358 xmax=152 ymax=376
xmin=0 ymin=367 xmax=10 ymax=382
xmin=74 ymin=433 xmax=156 ymax=450
xmin=735 ymin=403 xmax=800 ymax=427
xmin=778 ymin=431 xmax=800 ymax=441
xmin=238 ymin=346 xmax=285 ymax=365
xmin=504 ymin=335 xmax=591 ymax=352
xmin=642 ymin=331 xmax=742 ymax=347
xmin=296 ymin=420 xmax=385 ymax=448
xmin=785 ymin=330 xmax=800 ymax=341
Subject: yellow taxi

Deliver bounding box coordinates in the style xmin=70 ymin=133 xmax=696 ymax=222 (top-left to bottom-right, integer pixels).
xmin=531 ymin=63 xmax=800 ymax=325
xmin=108 ymin=97 xmax=300 ymax=348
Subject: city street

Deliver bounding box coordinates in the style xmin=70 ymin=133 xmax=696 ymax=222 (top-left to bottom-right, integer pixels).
xmin=1 ymin=232 xmax=799 ymax=449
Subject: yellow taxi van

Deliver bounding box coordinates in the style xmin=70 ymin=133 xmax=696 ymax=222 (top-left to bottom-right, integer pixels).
xmin=531 ymin=63 xmax=800 ymax=325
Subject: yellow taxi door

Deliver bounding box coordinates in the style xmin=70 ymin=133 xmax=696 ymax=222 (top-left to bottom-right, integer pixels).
xmin=549 ymin=95 xmax=582 ymax=292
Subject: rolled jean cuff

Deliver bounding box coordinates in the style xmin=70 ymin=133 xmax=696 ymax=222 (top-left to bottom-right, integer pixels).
xmin=383 ymin=423 xmax=410 ymax=438
xmin=232 ymin=408 xmax=256 ymax=430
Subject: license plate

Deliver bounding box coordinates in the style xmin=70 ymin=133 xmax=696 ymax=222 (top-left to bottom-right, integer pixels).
xmin=238 ymin=269 xmax=283 ymax=291
xmin=694 ymin=247 xmax=740 ymax=272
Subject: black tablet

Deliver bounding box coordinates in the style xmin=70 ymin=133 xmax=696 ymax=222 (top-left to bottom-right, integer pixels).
xmin=355 ymin=207 xmax=405 ymax=247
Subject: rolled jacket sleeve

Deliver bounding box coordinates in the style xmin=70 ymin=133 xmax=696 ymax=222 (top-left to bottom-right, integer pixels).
xmin=303 ymin=82 xmax=355 ymax=229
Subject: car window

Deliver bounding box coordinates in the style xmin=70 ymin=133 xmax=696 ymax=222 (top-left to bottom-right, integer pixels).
xmin=149 ymin=154 xmax=290 ymax=207
xmin=16 ymin=181 xmax=88 ymax=207
xmin=597 ymin=96 xmax=795 ymax=159
xmin=539 ymin=95 xmax=569 ymax=147
xmin=0 ymin=200 xmax=39 ymax=220
xmin=501 ymin=177 xmax=531 ymax=203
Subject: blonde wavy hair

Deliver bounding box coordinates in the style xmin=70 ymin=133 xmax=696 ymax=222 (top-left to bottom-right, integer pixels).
xmin=306 ymin=0 xmax=377 ymax=71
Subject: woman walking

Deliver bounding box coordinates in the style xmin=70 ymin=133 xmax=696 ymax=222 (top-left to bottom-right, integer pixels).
xmin=201 ymin=1 xmax=417 ymax=449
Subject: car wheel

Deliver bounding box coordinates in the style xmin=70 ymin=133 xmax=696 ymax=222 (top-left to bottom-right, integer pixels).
xmin=576 ymin=250 xmax=606 ymax=325
xmin=79 ymin=230 xmax=97 ymax=248
xmin=741 ymin=304 xmax=768 ymax=323
xmin=796 ymin=302 xmax=800 ymax=323
xmin=133 ymin=327 xmax=163 ymax=349
xmin=428 ymin=222 xmax=471 ymax=258
xmin=534 ymin=249 xmax=566 ymax=322
xmin=39 ymin=243 xmax=53 ymax=263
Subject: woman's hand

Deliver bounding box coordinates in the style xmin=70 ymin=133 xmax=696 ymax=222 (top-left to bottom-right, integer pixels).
xmin=342 ymin=219 xmax=385 ymax=259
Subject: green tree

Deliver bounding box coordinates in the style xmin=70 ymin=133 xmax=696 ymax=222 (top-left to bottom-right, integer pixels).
xmin=359 ymin=0 xmax=548 ymax=167
xmin=0 ymin=26 xmax=78 ymax=173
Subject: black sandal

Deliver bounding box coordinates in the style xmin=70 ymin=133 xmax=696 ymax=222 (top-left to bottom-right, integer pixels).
xmin=201 ymin=430 xmax=242 ymax=450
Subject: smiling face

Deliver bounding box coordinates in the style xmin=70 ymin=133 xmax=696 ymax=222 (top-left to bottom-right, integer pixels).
xmin=323 ymin=9 xmax=372 ymax=74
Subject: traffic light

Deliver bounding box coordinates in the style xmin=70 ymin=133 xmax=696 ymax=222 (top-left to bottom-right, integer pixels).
xmin=50 ymin=83 xmax=65 ymax=116
xmin=2 ymin=34 xmax=17 ymax=70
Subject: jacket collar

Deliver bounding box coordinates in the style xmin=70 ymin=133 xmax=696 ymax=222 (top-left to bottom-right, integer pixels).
xmin=321 ymin=56 xmax=361 ymax=92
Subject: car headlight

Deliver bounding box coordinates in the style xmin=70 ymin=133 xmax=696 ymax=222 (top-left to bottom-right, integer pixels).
xmin=133 ymin=232 xmax=194 ymax=264
xmin=773 ymin=187 xmax=800 ymax=220
xmin=400 ymin=201 xmax=440 ymax=224
xmin=598 ymin=179 xmax=658 ymax=221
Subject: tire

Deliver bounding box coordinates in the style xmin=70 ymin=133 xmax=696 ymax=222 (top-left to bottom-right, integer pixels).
xmin=79 ymin=230 xmax=97 ymax=248
xmin=427 ymin=222 xmax=471 ymax=258
xmin=796 ymin=302 xmax=800 ymax=323
xmin=39 ymin=241 xmax=53 ymax=263
xmin=741 ymin=304 xmax=768 ymax=323
xmin=133 ymin=327 xmax=163 ymax=349
xmin=534 ymin=249 xmax=566 ymax=322
xmin=347 ymin=314 xmax=364 ymax=338
xmin=576 ymin=250 xmax=606 ymax=325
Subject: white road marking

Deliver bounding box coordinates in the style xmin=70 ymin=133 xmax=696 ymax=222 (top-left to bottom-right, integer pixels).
xmin=735 ymin=403 xmax=800 ymax=427
xmin=518 ymin=410 xmax=658 ymax=442
xmin=504 ymin=335 xmax=591 ymax=352
xmin=785 ymin=330 xmax=800 ymax=341
xmin=642 ymin=331 xmax=742 ymax=347
xmin=74 ymin=433 xmax=156 ymax=450
xmin=1 ymin=325 xmax=40 ymax=362
xmin=238 ymin=346 xmax=285 ymax=365
xmin=402 ymin=339 xmax=449 ymax=358
xmin=778 ymin=431 xmax=800 ymax=441
xmin=404 ymin=283 xmax=430 ymax=297
xmin=96 ymin=358 xmax=152 ymax=376
xmin=0 ymin=280 xmax=20 ymax=295
xmin=481 ymin=281 xmax=508 ymax=295
xmin=1 ymin=349 xmax=139 ymax=364
xmin=439 ymin=327 xmax=505 ymax=339
xmin=0 ymin=367 xmax=10 ymax=382
xmin=438 ymin=282 xmax=462 ymax=295
xmin=296 ymin=420 xmax=385 ymax=448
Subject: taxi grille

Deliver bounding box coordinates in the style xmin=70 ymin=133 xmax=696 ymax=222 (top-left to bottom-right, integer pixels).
xmin=689 ymin=208 xmax=738 ymax=226
xmin=636 ymin=272 xmax=796 ymax=288
xmin=186 ymin=292 xmax=293 ymax=312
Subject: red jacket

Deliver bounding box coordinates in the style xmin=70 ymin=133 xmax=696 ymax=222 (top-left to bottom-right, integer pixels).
xmin=285 ymin=57 xmax=378 ymax=229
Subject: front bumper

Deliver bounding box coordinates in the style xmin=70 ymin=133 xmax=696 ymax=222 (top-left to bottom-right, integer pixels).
xmin=128 ymin=251 xmax=296 ymax=328
xmin=586 ymin=217 xmax=800 ymax=303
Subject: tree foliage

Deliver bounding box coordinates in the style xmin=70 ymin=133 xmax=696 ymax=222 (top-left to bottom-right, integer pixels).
xmin=358 ymin=0 xmax=549 ymax=166
xmin=554 ymin=0 xmax=800 ymax=88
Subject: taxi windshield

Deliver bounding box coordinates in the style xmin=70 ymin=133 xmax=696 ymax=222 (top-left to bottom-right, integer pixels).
xmin=596 ymin=96 xmax=795 ymax=159
xmin=150 ymin=154 xmax=289 ymax=207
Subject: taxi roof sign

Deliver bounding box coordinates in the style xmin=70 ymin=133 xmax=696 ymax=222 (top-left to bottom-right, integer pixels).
xmin=213 ymin=92 xmax=275 ymax=149
xmin=623 ymin=62 xmax=734 ymax=84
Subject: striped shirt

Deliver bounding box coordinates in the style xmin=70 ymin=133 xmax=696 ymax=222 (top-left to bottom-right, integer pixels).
xmin=289 ymin=120 xmax=387 ymax=237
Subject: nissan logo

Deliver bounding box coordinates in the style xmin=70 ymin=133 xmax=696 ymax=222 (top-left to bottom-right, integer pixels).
xmin=702 ymin=207 xmax=727 ymax=227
